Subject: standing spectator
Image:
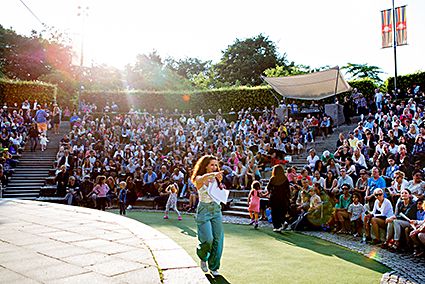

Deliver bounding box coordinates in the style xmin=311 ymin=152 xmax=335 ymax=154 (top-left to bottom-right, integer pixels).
xmin=163 ymin=183 xmax=182 ymax=220
xmin=34 ymin=104 xmax=48 ymax=135
xmin=118 ymin=181 xmax=127 ymax=215
xmin=52 ymin=104 xmax=61 ymax=135
xmin=39 ymin=133 xmax=49 ymax=152
xmin=89 ymin=175 xmax=109 ymax=211
xmin=28 ymin=123 xmax=39 ymax=152
xmin=374 ymin=88 xmax=383 ymax=111
xmin=247 ymin=181 xmax=261 ymax=229
xmin=265 ymin=165 xmax=290 ymax=232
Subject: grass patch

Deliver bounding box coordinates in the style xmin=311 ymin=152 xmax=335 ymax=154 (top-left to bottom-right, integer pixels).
xmin=122 ymin=211 xmax=390 ymax=284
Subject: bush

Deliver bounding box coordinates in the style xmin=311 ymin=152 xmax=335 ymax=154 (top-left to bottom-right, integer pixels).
xmin=81 ymin=86 xmax=280 ymax=112
xmin=0 ymin=78 xmax=56 ymax=106
xmin=385 ymin=71 xmax=425 ymax=94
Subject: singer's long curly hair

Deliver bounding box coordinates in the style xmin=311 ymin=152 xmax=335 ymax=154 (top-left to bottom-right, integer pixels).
xmin=191 ymin=155 xmax=219 ymax=183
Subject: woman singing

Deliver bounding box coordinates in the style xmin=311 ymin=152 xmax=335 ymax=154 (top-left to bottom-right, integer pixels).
xmin=191 ymin=155 xmax=224 ymax=277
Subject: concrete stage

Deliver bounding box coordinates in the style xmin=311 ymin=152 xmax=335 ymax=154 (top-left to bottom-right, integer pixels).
xmin=0 ymin=200 xmax=208 ymax=283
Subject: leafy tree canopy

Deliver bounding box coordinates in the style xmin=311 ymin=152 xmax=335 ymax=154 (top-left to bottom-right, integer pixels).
xmin=341 ymin=63 xmax=384 ymax=83
xmin=215 ymin=34 xmax=288 ymax=86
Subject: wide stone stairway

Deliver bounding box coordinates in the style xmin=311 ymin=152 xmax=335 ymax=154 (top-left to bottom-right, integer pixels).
xmin=223 ymin=123 xmax=355 ymax=218
xmin=2 ymin=122 xmax=69 ymax=199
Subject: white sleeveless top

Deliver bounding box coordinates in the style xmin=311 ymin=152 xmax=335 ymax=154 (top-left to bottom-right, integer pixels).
xmin=198 ymin=181 xmax=216 ymax=204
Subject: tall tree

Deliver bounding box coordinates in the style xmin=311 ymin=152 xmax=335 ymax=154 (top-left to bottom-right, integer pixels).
xmin=165 ymin=57 xmax=211 ymax=82
xmin=125 ymin=51 xmax=193 ymax=90
xmin=341 ymin=63 xmax=384 ymax=83
xmin=215 ymin=34 xmax=287 ymax=86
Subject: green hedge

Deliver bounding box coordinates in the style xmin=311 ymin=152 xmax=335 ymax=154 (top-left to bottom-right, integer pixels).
xmin=0 ymin=78 xmax=57 ymax=106
xmin=81 ymin=86 xmax=280 ymax=112
xmin=385 ymin=71 xmax=425 ymax=94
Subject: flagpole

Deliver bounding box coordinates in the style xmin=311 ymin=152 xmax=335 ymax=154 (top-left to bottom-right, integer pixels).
xmin=392 ymin=0 xmax=398 ymax=95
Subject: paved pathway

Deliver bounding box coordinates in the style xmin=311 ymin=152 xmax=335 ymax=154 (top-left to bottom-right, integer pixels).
xmin=0 ymin=200 xmax=208 ymax=284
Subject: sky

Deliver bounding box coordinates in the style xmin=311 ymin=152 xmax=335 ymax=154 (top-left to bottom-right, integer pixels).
xmin=1 ymin=0 xmax=425 ymax=79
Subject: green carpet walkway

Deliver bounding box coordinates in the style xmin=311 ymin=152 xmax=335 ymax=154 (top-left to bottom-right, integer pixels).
xmin=122 ymin=211 xmax=390 ymax=284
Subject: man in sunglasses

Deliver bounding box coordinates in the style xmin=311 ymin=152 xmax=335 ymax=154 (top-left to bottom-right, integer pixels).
xmin=364 ymin=188 xmax=394 ymax=245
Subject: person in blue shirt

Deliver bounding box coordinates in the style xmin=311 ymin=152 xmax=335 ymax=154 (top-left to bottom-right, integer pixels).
xmin=118 ymin=181 xmax=127 ymax=215
xmin=365 ymin=167 xmax=387 ymax=207
xmin=143 ymin=167 xmax=158 ymax=197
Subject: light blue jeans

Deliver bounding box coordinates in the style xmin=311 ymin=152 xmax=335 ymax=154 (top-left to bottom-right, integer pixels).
xmin=195 ymin=202 xmax=224 ymax=271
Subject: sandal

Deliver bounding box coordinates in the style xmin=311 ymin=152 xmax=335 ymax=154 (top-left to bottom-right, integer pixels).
xmin=389 ymin=241 xmax=400 ymax=251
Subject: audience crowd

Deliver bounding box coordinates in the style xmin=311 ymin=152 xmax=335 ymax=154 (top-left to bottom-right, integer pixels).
xmin=43 ymin=84 xmax=425 ymax=259
xmin=285 ymin=85 xmax=425 ymax=258
xmin=0 ymin=100 xmax=60 ymax=192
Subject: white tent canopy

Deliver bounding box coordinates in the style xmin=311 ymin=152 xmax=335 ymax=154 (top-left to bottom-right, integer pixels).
xmin=263 ymin=67 xmax=351 ymax=100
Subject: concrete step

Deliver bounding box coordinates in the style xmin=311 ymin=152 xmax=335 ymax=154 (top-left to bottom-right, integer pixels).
xmin=3 ymin=194 xmax=38 ymax=200
xmin=13 ymin=168 xmax=52 ymax=172
xmin=11 ymin=174 xmax=49 ymax=178
xmin=4 ymin=189 xmax=40 ymax=194
xmin=6 ymin=184 xmax=44 ymax=189
xmin=8 ymin=179 xmax=46 ymax=183
xmin=2 ymin=192 xmax=39 ymax=198
xmin=228 ymin=190 xmax=250 ymax=199
xmin=222 ymin=210 xmax=250 ymax=218
xmin=228 ymin=205 xmax=249 ymax=212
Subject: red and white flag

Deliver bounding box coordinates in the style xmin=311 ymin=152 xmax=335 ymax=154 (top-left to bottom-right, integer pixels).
xmin=395 ymin=6 xmax=407 ymax=46
xmin=381 ymin=8 xmax=393 ymax=48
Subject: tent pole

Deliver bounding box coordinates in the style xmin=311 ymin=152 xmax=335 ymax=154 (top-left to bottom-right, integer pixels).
xmin=260 ymin=76 xmax=281 ymax=105
xmin=334 ymin=67 xmax=340 ymax=129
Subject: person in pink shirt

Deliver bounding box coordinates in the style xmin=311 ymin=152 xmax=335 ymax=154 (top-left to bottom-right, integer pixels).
xmin=89 ymin=175 xmax=110 ymax=211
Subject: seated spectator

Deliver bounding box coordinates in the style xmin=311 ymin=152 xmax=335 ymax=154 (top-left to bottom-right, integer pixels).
xmin=348 ymin=193 xmax=365 ymax=237
xmin=143 ymin=167 xmax=158 ymax=197
xmin=337 ymin=168 xmax=353 ymax=194
xmin=409 ymin=198 xmax=425 ymax=257
xmin=312 ymin=170 xmax=325 ymax=188
xmin=306 ymin=149 xmax=319 ymax=170
xmin=333 ymin=185 xmax=352 ymax=234
xmin=64 ymin=176 xmax=81 ymax=205
xmin=389 ymin=170 xmax=409 ymax=205
xmin=365 ymin=167 xmax=387 ymax=207
xmin=323 ymin=171 xmax=338 ymax=197
xmin=354 ymin=169 xmax=369 ymax=202
xmin=233 ymin=161 xmax=247 ymax=190
xmin=382 ymin=189 xmax=417 ymax=251
xmin=55 ymin=165 xmax=69 ymax=197
xmin=406 ymin=170 xmax=425 ymax=200
xmin=364 ymin=188 xmax=394 ymax=244
xmin=326 ymin=158 xmax=341 ymax=177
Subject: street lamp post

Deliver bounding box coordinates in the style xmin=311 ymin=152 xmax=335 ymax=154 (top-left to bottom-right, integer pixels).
xmin=77 ymin=5 xmax=89 ymax=112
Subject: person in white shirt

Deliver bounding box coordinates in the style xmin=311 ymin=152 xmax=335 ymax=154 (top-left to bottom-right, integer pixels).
xmin=389 ymin=170 xmax=409 ymax=204
xmin=306 ymin=149 xmax=320 ymax=170
xmin=312 ymin=170 xmax=325 ymax=188
xmin=364 ymin=188 xmax=394 ymax=244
